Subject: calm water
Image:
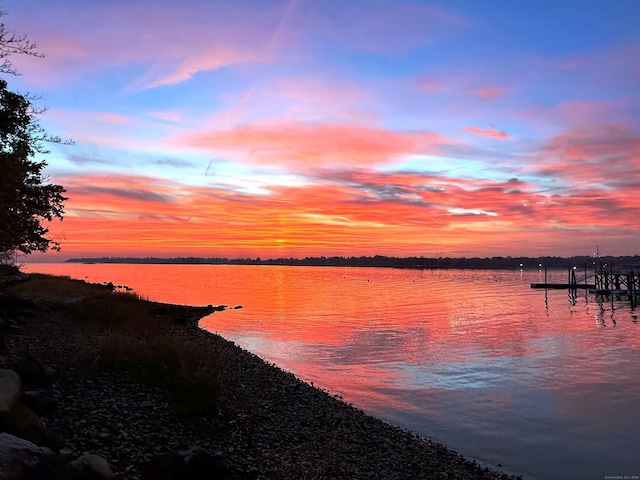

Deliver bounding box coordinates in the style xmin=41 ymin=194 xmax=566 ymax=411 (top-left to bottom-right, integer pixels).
xmin=23 ymin=263 xmax=640 ymax=479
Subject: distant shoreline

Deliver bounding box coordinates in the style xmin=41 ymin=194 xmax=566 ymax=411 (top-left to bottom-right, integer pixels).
xmin=64 ymin=254 xmax=640 ymax=270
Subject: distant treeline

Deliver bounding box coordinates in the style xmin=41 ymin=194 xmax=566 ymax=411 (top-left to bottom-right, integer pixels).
xmin=66 ymin=254 xmax=640 ymax=270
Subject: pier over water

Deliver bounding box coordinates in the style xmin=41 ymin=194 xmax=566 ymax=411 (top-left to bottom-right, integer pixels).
xmin=531 ymin=263 xmax=640 ymax=307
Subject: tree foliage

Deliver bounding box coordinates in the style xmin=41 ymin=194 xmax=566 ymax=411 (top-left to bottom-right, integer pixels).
xmin=0 ymin=11 xmax=67 ymax=262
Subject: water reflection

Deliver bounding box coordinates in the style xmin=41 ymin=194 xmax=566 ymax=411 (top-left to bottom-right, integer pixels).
xmin=593 ymin=293 xmax=627 ymax=327
xmin=22 ymin=264 xmax=640 ymax=480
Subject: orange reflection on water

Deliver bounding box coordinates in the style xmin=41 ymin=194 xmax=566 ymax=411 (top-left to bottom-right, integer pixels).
xmin=23 ymin=263 xmax=640 ymax=401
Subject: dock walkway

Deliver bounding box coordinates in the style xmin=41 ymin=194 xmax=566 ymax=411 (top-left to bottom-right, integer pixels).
xmin=531 ymin=270 xmax=639 ymax=299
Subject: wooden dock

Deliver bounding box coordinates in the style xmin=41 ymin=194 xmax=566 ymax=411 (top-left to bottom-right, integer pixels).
xmin=530 ymin=283 xmax=595 ymax=289
xmin=531 ymin=268 xmax=639 ymax=305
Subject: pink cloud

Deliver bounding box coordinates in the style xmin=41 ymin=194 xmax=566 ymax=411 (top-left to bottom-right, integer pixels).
xmin=90 ymin=112 xmax=131 ymax=125
xmin=473 ymin=86 xmax=508 ymax=100
xmin=143 ymin=49 xmax=266 ymax=90
xmin=147 ymin=110 xmax=183 ymax=123
xmin=521 ymin=100 xmax=623 ymax=129
xmin=532 ymin=124 xmax=640 ymax=190
xmin=267 ymin=76 xmax=373 ymax=124
xmin=554 ymin=100 xmax=629 ymax=126
xmin=415 ymin=76 xmax=445 ymax=93
xmin=171 ymin=121 xmax=448 ymax=170
xmin=412 ymin=74 xmax=512 ymax=105
xmin=274 ymin=76 xmax=365 ymax=107
xmin=552 ymin=43 xmax=640 ymax=78
xmin=43 ymin=109 xmax=180 ymax=153
xmin=463 ymin=126 xmax=510 ymax=139
xmin=10 ymin=2 xmax=290 ymax=89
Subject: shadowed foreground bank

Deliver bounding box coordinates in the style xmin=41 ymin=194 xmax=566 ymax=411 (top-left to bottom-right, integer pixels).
xmin=1 ymin=271 xmax=521 ymax=479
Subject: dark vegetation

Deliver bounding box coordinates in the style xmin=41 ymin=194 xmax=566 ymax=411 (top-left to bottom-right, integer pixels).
xmin=67 ymin=254 xmax=640 ymax=270
xmin=2 ymin=273 xmax=221 ymax=415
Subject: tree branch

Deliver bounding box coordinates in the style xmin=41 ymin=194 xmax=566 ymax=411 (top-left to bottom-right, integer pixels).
xmin=0 ymin=10 xmax=44 ymax=76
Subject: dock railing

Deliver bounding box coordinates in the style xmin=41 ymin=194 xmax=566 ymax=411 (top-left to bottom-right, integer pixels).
xmin=534 ymin=264 xmax=639 ymax=294
xmin=531 ymin=266 xmax=639 ymax=308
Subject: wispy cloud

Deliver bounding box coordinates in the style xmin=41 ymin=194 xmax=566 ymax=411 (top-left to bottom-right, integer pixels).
xmin=141 ymin=48 xmax=267 ymax=90
xmin=473 ymin=86 xmax=509 ymax=101
xmin=147 ymin=110 xmax=183 ymax=123
xmin=463 ymin=126 xmax=511 ymax=139
xmin=11 ymin=2 xmax=291 ymax=90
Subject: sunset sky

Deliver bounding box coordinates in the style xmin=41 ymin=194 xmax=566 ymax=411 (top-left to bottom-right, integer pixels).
xmin=6 ymin=0 xmax=640 ymax=260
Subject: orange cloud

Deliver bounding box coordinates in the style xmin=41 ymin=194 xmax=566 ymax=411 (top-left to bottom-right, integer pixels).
xmin=463 ymin=126 xmax=510 ymax=139
xmin=42 ymin=164 xmax=640 ymax=261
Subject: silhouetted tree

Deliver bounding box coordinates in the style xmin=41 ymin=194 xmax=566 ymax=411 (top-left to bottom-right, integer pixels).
xmin=0 ymin=11 xmax=67 ymax=262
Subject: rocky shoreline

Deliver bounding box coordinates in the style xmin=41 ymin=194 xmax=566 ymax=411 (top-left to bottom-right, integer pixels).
xmin=1 ymin=274 xmax=521 ymax=479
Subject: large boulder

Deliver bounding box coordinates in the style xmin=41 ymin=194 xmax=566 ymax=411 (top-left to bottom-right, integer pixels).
xmin=21 ymin=390 xmax=58 ymax=416
xmin=10 ymin=404 xmax=47 ymax=446
xmin=13 ymin=353 xmax=48 ymax=387
xmin=0 ymin=370 xmax=21 ymax=414
xmin=62 ymin=453 xmax=115 ymax=480
xmin=0 ymin=432 xmax=56 ymax=480
xmin=0 ymin=294 xmax=33 ymax=319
